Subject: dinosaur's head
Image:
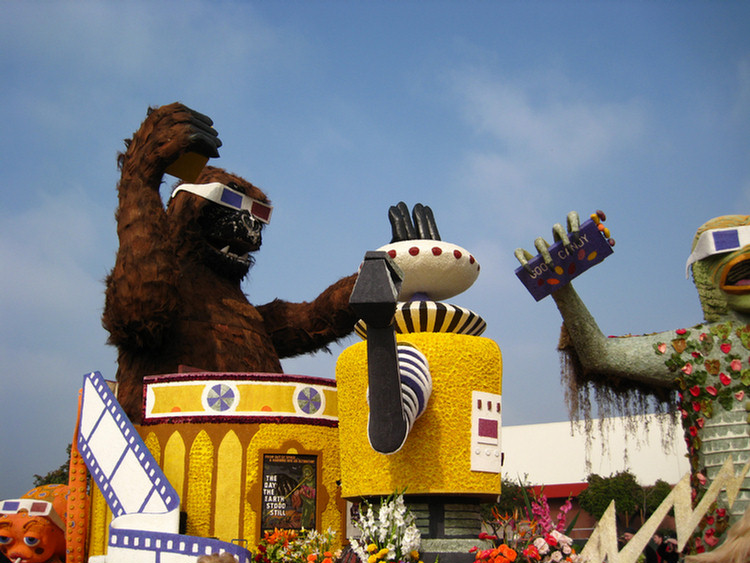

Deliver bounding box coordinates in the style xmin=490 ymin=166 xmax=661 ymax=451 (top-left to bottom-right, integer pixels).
xmin=688 ymin=215 xmax=750 ymax=321
xmin=167 ymin=166 xmax=272 ymax=281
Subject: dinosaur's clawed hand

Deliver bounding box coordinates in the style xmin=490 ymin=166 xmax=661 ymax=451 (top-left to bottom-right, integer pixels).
xmin=515 ymin=211 xmax=583 ymax=271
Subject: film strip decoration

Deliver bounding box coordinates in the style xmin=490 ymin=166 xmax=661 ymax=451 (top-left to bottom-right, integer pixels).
xmin=79 ymin=371 xmax=252 ymax=563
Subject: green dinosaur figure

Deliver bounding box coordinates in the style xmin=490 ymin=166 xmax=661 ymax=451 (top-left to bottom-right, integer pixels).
xmin=516 ymin=213 xmax=750 ymax=550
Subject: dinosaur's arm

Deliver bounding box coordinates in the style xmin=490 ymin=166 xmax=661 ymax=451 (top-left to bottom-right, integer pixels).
xmin=103 ymin=103 xmax=221 ymax=349
xmin=257 ymin=273 xmax=359 ymax=358
xmin=552 ymin=284 xmax=677 ymax=388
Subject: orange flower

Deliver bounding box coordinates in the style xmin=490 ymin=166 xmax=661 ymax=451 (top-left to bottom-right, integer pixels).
xmin=498 ymin=544 xmax=517 ymax=562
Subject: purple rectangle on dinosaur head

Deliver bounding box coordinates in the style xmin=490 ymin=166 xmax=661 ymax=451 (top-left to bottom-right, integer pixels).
xmin=515 ymin=218 xmax=614 ymax=301
xmin=713 ymin=229 xmax=740 ymax=252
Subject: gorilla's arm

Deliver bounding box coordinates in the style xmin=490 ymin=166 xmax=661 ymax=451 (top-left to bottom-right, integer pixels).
xmin=103 ymin=103 xmax=221 ymax=350
xmin=257 ymin=274 xmax=359 ymax=358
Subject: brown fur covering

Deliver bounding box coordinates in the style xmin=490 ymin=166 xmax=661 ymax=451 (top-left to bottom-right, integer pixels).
xmin=103 ymin=103 xmax=357 ymax=422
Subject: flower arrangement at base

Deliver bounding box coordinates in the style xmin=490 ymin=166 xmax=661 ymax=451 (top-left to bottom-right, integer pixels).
xmin=349 ymin=491 xmax=424 ymax=563
xmin=254 ymin=527 xmax=339 ymax=563
xmin=469 ymin=541 xmax=517 ymax=563
xmin=472 ymin=490 xmax=578 ymax=563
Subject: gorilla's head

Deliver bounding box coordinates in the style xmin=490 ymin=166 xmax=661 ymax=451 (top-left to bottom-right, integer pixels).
xmin=167 ymin=166 xmax=272 ymax=281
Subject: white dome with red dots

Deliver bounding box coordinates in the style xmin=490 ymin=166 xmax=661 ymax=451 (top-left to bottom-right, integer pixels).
xmin=377 ymin=240 xmax=480 ymax=301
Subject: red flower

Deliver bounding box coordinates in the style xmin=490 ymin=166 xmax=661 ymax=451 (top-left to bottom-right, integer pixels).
xmin=682 ymin=363 xmax=694 ymax=375
xmin=522 ymin=545 xmax=540 ymax=560
xmin=706 ymin=386 xmax=717 ymax=396
xmin=731 ymin=359 xmax=742 ymax=372
xmin=689 ymin=385 xmax=701 ymax=397
xmin=693 ymin=402 xmax=702 ymax=411
xmin=689 ymin=426 xmax=698 ymax=437
xmin=720 ymin=373 xmax=732 ymax=385
xmin=545 ymin=534 xmax=558 ymax=547
xmin=716 ymin=508 xmax=727 ymax=518
xmin=704 ymin=528 xmax=720 ymax=547
xmin=721 ymin=342 xmax=732 ymax=353
xmin=676 ymin=328 xmax=687 ymax=335
xmin=692 ymin=351 xmax=702 ymax=358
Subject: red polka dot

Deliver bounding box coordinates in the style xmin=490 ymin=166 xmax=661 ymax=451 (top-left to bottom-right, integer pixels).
xmin=432 ymin=246 xmax=442 ymax=256
xmin=453 ymin=249 xmax=462 ymax=259
xmin=409 ymin=246 xmax=420 ymax=256
xmin=469 ymin=255 xmax=475 ymax=264
xmin=388 ymin=249 xmax=397 ymax=258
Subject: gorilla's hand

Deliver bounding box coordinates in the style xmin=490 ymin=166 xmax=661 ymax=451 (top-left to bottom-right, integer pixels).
xmin=120 ymin=102 xmax=222 ymax=185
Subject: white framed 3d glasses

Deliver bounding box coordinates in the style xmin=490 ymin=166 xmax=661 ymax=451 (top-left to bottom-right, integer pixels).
xmin=686 ymin=225 xmax=750 ymax=277
xmin=0 ymin=499 xmax=65 ymax=531
xmin=171 ymin=182 xmax=273 ymax=224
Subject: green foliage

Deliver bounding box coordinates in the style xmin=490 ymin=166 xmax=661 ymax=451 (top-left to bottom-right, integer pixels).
xmin=481 ymin=477 xmax=531 ymax=521
xmin=577 ymin=471 xmax=642 ymax=525
xmin=642 ymin=479 xmax=673 ymax=518
xmin=32 ymin=444 xmax=71 ymax=487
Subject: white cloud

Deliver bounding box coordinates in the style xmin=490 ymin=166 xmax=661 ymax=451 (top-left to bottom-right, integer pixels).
xmin=446 ymin=67 xmax=647 ymax=237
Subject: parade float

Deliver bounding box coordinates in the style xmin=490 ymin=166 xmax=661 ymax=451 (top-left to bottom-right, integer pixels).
xmin=4 ymin=103 xmax=750 ymax=563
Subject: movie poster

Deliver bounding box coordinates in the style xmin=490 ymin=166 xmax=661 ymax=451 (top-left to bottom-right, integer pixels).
xmin=261 ymin=453 xmax=317 ymax=532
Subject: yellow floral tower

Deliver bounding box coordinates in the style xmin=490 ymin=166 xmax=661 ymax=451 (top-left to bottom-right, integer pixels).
xmin=336 ymin=203 xmax=503 ymax=563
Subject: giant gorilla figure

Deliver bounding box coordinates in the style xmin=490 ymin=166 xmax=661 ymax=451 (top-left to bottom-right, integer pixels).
xmin=103 ymin=103 xmax=358 ymax=422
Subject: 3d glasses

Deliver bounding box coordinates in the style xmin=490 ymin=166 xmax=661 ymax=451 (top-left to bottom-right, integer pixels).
xmin=0 ymin=499 xmax=65 ymax=531
xmin=171 ymin=182 xmax=273 ymax=224
xmin=686 ymin=225 xmax=750 ymax=277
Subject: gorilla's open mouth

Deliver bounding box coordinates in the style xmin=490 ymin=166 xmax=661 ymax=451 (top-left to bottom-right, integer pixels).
xmin=720 ymin=256 xmax=750 ymax=294
xmin=206 ymin=236 xmax=257 ymax=266
xmin=199 ymin=204 xmax=263 ymax=277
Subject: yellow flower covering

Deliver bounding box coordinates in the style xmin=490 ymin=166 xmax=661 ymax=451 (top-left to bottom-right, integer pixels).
xmin=336 ymin=332 xmax=503 ymax=498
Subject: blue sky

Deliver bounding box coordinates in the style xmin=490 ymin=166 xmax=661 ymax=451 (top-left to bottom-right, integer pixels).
xmin=1 ymin=1 xmax=749 ymax=499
